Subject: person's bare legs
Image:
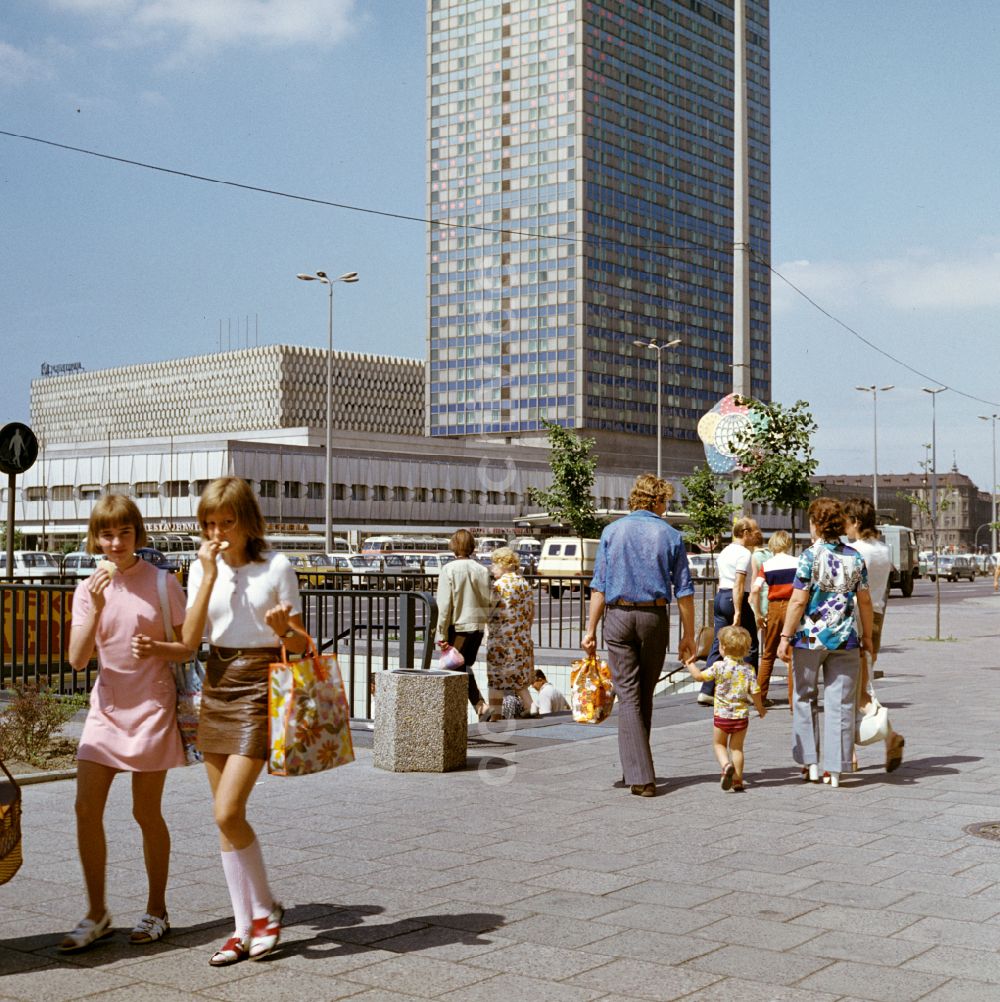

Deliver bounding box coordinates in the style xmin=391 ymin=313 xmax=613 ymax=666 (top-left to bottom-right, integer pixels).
xmin=71 ymin=760 xmax=117 ymax=927
xmin=131 ymin=770 xmax=170 ymax=917
xmin=712 ymin=727 xmax=730 ymax=771
xmin=203 ymin=753 xmax=265 ymax=851
xmin=729 ymin=729 xmax=748 ymax=785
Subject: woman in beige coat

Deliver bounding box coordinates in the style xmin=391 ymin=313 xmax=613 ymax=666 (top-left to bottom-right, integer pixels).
xmin=436 ymin=529 xmax=492 ymax=718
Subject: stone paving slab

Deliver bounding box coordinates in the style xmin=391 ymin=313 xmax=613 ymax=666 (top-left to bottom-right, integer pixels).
xmin=3 ymin=592 xmax=1000 ymax=1001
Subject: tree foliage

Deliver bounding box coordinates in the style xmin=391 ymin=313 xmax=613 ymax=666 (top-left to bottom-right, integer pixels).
xmin=527 ymin=421 xmax=606 ymax=539
xmin=731 ymin=398 xmax=818 ymax=532
xmin=680 ymin=464 xmax=736 ymax=552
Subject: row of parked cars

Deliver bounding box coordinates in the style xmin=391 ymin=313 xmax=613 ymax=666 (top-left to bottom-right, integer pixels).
xmin=0 ymin=548 xmax=183 ymax=580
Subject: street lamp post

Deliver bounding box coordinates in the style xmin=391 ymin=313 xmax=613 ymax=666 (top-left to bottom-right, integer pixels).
xmin=633 ymin=338 xmax=682 ymax=479
xmin=855 ymin=384 xmax=893 ymax=515
xmin=922 ymin=386 xmax=947 ymax=640
xmin=297 ymin=270 xmax=359 ymax=552
xmin=979 ymin=413 xmax=998 ymax=555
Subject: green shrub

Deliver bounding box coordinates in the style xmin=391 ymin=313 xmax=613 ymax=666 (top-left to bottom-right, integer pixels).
xmin=0 ymin=683 xmax=85 ymax=767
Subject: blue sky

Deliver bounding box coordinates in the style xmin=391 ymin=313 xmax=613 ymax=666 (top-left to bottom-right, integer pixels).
xmin=3 ymin=0 xmax=1000 ymax=500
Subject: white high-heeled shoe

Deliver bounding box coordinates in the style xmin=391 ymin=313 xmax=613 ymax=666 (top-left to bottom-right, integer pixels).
xmin=828 ymin=772 xmax=840 ymax=788
xmin=807 ymin=763 xmax=819 ymax=782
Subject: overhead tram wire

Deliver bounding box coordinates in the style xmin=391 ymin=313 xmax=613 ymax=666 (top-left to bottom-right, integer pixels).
xmin=6 ymin=127 xmax=997 ymax=409
xmin=751 ymin=247 xmax=1000 ymax=410
xmin=0 ymin=127 xmax=707 ymax=258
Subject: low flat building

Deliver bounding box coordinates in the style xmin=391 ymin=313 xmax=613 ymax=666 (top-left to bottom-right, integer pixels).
xmin=10 ymin=427 xmax=642 ymax=548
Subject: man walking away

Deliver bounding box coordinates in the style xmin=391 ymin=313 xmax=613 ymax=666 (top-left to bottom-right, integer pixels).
xmin=583 ymin=474 xmax=695 ymax=798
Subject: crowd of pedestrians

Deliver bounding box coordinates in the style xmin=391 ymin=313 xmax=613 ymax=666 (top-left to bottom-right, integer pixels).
xmin=587 ymin=476 xmax=905 ymax=798
xmin=46 ymin=470 xmax=904 ymax=964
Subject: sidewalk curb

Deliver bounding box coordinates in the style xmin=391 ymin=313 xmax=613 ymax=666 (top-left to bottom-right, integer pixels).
xmin=11 ymin=768 xmax=77 ymax=785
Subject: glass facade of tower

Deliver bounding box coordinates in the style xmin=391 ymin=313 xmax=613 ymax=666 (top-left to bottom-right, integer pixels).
xmin=427 ymin=0 xmax=770 ymax=444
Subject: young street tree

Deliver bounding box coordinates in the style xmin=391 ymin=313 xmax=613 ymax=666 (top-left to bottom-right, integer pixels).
xmin=731 ymin=398 xmax=818 ymax=540
xmin=680 ymin=464 xmax=736 ymax=567
xmin=528 ymin=421 xmax=605 ymax=539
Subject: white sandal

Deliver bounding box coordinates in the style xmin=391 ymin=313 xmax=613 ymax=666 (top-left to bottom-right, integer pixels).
xmin=129 ymin=912 xmax=169 ymax=944
xmin=59 ymin=911 xmax=113 ymax=953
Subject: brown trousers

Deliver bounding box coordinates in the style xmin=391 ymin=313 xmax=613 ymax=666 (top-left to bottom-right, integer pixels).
xmin=759 ymin=598 xmax=791 ymax=703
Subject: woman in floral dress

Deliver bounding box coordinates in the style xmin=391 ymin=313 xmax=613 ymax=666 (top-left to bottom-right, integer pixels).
xmin=486 ymin=547 xmax=535 ymax=719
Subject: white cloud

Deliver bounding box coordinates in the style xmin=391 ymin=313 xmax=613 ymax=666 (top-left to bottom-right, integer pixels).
xmin=774 ymin=245 xmax=1000 ymax=317
xmin=0 ymin=41 xmax=53 ymax=87
xmin=50 ymin=0 xmax=358 ymax=53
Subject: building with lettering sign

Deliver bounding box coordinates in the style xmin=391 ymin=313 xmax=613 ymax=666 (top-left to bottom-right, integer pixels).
xmin=30 ymin=345 xmax=425 ymax=445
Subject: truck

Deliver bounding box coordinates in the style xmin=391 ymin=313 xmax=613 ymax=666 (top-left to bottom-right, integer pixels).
xmin=878 ymin=524 xmax=918 ymax=597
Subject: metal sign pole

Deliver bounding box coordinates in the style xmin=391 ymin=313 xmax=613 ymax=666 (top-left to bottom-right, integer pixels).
xmin=5 ymin=472 xmax=14 ymax=582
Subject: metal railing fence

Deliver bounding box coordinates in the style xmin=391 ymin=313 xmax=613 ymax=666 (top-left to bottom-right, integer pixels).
xmin=1 ymin=573 xmax=718 ymax=715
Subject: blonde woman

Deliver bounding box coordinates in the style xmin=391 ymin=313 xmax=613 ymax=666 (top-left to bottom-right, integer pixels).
xmin=486 ymin=546 xmax=535 ymax=718
xmin=183 ymin=478 xmax=310 ymax=966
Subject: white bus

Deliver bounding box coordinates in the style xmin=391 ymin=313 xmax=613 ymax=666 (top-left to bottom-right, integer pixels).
xmin=265 ymin=534 xmax=352 ymax=554
xmin=361 ymin=534 xmax=452 ymax=556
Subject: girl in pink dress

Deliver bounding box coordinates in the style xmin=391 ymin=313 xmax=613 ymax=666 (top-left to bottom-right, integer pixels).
xmin=61 ymin=496 xmax=188 ymax=953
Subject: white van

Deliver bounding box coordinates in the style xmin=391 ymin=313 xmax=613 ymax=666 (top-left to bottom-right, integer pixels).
xmin=536 ymin=537 xmax=600 ymax=598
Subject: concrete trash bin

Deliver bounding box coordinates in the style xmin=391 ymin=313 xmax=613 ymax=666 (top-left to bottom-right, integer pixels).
xmin=373 ymin=669 xmax=468 ymax=772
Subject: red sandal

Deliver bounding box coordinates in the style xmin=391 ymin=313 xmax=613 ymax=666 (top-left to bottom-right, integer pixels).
xmin=209 ymin=933 xmax=249 ymax=967
xmin=249 ymin=903 xmax=284 ymax=960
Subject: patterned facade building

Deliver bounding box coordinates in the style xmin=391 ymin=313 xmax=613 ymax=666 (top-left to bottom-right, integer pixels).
xmin=29 ymin=345 xmax=425 ymax=446
xmin=427 ymin=0 xmax=771 ymax=474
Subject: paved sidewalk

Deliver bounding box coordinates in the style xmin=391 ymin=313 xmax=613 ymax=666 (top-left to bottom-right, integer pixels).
xmin=3 ymin=593 xmax=1000 ymax=1001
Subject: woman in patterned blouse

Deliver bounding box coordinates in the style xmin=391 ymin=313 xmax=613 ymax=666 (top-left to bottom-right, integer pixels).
xmin=485 ymin=546 xmax=535 ymax=719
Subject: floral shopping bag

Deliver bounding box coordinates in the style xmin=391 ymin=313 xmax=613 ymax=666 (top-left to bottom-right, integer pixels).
xmin=570 ymin=656 xmax=615 ymax=724
xmin=173 ymin=658 xmax=206 ymax=765
xmin=268 ymin=640 xmax=354 ymax=777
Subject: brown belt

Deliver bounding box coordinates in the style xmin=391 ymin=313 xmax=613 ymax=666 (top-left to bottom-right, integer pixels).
xmin=608 ymin=598 xmax=667 ymax=609
xmin=209 ymin=645 xmax=279 ymax=662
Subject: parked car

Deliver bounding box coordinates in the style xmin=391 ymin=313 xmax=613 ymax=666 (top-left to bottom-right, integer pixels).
xmin=402 ymin=553 xmax=455 ymax=576
xmin=61 ymin=551 xmax=99 ymax=578
xmin=136 ymin=547 xmax=181 ymax=573
xmin=0 ymin=550 xmax=62 ymax=580
xmin=537 ymin=536 xmax=599 ymax=598
xmin=326 ymin=553 xmax=378 ymax=589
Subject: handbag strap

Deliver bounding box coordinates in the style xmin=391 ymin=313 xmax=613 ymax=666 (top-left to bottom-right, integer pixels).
xmin=155 ymin=571 xmax=175 ymax=644
xmin=277 ymin=621 xmax=319 ymax=665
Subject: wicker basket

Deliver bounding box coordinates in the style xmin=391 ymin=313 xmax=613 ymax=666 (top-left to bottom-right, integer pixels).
xmin=0 ymin=761 xmax=23 ymax=886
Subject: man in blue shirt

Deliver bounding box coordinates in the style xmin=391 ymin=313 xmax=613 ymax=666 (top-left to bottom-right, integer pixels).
xmin=582 ymin=473 xmax=695 ymax=797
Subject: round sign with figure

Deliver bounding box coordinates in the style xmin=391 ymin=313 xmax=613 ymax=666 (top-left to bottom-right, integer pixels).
xmin=0 ymin=423 xmax=39 ymax=475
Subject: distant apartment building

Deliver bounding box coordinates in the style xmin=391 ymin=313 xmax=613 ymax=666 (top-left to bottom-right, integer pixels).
xmin=814 ymin=471 xmax=993 ymax=552
xmin=427 ymin=0 xmax=771 ymax=476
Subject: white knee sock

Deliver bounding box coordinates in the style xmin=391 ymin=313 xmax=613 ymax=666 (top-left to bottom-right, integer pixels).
xmin=220 ymin=849 xmax=252 ymax=938
xmin=235 ymin=839 xmax=274 ymax=921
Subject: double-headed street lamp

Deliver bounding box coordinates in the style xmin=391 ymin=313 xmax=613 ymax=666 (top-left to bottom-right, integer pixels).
xmin=979 ymin=413 xmax=998 ymax=554
xmin=296 ymin=270 xmax=359 ymax=553
xmin=633 ymin=338 xmax=682 ymax=480
xmin=922 ymin=386 xmax=947 ymax=640
xmin=854 ymin=384 xmax=894 ymax=515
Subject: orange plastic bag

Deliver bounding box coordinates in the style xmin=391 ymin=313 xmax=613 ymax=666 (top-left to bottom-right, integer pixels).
xmin=570 ymin=656 xmax=615 ymax=724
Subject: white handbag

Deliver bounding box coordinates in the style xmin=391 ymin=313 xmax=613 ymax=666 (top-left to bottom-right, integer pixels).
xmin=856 ymin=697 xmax=890 ymax=746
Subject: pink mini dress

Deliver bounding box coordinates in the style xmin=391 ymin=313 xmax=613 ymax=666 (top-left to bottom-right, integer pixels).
xmin=73 ymin=559 xmax=187 ymax=772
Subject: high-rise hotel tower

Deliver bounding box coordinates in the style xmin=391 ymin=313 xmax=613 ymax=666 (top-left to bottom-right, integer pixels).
xmin=427 ymin=0 xmax=770 ymax=475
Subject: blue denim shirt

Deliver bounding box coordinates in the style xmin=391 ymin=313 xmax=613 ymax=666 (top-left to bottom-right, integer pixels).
xmin=590 ymin=510 xmax=694 ymax=603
